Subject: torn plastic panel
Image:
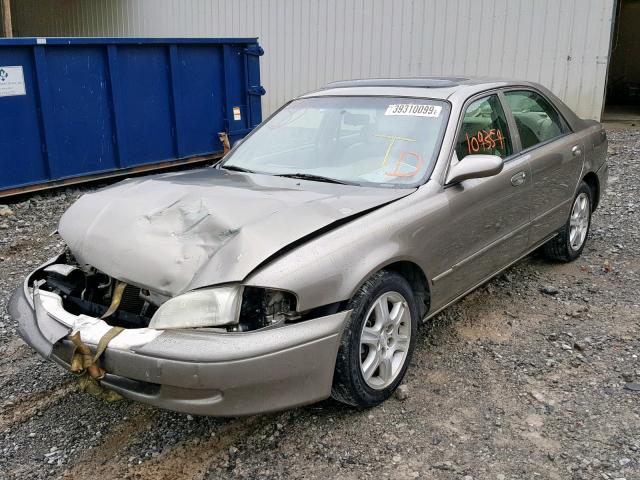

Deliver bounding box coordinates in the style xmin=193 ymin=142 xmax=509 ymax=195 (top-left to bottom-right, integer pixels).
xmin=32 ymin=285 xmax=71 ymax=356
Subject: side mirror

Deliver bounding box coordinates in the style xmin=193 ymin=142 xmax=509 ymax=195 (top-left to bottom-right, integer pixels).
xmin=445 ymin=154 xmax=504 ymax=185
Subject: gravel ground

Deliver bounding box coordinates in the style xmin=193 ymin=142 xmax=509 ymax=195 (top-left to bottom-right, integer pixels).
xmin=0 ymin=125 xmax=638 ymax=480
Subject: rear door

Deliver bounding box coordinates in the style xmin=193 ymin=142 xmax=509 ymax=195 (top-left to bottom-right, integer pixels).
xmin=503 ymin=89 xmax=584 ymax=245
xmin=431 ymin=93 xmax=531 ymax=307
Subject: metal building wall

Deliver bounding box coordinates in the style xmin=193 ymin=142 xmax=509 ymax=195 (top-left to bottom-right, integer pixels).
xmin=12 ymin=0 xmax=616 ymax=120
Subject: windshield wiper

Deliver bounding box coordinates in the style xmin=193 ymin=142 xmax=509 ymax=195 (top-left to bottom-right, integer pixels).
xmin=223 ymin=166 xmax=353 ymax=185
xmin=275 ymin=173 xmax=352 ymax=185
xmin=221 ymin=165 xmax=256 ymax=173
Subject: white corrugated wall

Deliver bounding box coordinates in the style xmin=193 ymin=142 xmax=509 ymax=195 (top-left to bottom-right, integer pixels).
xmin=11 ymin=0 xmax=615 ymax=120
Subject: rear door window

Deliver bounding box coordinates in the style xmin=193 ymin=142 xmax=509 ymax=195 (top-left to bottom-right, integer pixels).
xmin=504 ymin=90 xmax=566 ymax=150
xmin=455 ymin=95 xmax=513 ymax=161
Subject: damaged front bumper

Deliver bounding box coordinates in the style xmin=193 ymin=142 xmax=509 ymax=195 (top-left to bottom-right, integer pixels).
xmin=9 ymin=264 xmax=350 ymax=417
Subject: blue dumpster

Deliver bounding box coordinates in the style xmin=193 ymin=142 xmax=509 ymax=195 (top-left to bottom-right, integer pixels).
xmin=0 ymin=37 xmax=265 ymax=196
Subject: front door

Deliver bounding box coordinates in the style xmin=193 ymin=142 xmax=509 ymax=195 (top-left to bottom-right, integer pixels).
xmin=430 ymin=93 xmax=531 ymax=309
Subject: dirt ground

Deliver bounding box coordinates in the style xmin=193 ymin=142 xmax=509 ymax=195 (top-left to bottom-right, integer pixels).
xmin=0 ymin=125 xmax=638 ymax=480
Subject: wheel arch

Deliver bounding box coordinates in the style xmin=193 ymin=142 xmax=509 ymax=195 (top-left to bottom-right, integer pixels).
xmin=353 ymin=260 xmax=431 ymax=320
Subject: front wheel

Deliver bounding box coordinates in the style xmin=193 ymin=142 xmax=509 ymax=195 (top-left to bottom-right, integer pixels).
xmin=542 ymin=181 xmax=592 ymax=262
xmin=331 ymin=270 xmax=418 ymax=407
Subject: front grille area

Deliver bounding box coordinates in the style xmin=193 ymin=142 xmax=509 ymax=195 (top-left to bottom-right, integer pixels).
xmin=120 ymin=284 xmax=146 ymax=317
xmin=40 ymin=260 xmax=158 ymax=329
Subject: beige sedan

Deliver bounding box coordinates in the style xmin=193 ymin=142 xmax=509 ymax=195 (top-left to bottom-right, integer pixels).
xmin=10 ymin=77 xmax=608 ymax=415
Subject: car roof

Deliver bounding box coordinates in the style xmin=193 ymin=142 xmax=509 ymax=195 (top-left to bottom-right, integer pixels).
xmin=326 ymin=77 xmax=470 ymax=89
xmin=298 ymin=76 xmax=585 ymax=128
xmin=300 ymin=76 xmax=535 ymax=101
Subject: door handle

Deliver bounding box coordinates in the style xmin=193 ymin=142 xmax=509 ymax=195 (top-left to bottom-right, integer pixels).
xmin=571 ymin=145 xmax=582 ymax=156
xmin=510 ymin=171 xmax=526 ymax=187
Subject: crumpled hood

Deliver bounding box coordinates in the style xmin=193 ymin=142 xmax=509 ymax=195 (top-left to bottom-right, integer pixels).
xmin=59 ymin=168 xmax=414 ymax=297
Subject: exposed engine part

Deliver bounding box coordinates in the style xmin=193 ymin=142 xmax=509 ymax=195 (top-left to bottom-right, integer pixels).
xmin=264 ymin=290 xmax=297 ymax=324
xmin=40 ymin=256 xmax=158 ymax=329
xmin=236 ymin=287 xmax=298 ymax=331
xmin=139 ymin=288 xmax=171 ymax=309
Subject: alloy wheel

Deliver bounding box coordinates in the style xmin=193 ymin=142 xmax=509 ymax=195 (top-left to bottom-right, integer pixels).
xmin=569 ymin=192 xmax=590 ymax=251
xmin=359 ymin=291 xmax=411 ymax=389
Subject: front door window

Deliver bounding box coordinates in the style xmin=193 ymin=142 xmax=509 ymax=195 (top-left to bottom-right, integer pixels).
xmin=455 ymin=95 xmax=513 ymax=161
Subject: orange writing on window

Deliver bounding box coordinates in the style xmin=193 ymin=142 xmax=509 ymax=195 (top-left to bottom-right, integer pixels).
xmin=465 ymin=129 xmax=505 ymax=154
xmin=385 ymin=151 xmax=424 ymax=177
xmin=374 ymin=134 xmax=417 ymax=166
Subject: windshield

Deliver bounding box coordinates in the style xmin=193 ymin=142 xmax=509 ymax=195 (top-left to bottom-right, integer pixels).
xmin=221 ymin=96 xmax=450 ymax=186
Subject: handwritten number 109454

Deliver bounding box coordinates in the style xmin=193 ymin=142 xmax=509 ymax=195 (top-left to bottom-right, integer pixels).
xmin=465 ymin=129 xmax=506 ymax=155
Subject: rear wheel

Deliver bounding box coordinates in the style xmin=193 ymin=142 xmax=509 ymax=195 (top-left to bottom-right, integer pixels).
xmin=331 ymin=270 xmax=418 ymax=407
xmin=542 ymin=182 xmax=592 ymax=262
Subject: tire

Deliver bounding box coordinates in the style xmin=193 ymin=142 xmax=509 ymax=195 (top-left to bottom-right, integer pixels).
xmin=542 ymin=181 xmax=592 ymax=262
xmin=331 ymin=270 xmax=418 ymax=407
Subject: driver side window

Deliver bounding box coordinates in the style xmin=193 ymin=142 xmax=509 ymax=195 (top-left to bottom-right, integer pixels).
xmin=455 ymin=95 xmax=513 ymax=161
